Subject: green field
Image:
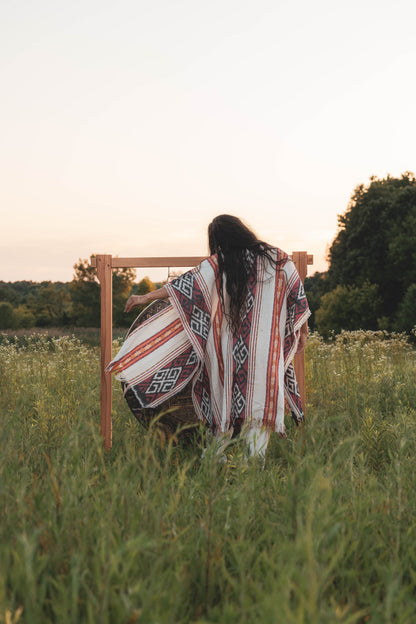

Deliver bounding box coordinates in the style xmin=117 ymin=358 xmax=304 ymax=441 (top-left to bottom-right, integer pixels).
xmin=1 ymin=331 xmax=416 ymax=623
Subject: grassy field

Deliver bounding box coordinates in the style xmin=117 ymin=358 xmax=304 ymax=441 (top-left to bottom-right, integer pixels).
xmin=1 ymin=330 xmax=416 ymax=623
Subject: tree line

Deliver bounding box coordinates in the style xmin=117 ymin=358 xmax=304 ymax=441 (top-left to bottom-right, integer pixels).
xmin=1 ymin=172 xmax=415 ymax=336
xmin=0 ymin=259 xmax=161 ymax=330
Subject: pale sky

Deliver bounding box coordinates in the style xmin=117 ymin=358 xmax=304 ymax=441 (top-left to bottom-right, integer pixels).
xmin=1 ymin=0 xmax=415 ymax=283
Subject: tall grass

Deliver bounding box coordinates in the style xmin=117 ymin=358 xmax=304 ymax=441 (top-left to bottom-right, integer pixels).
xmin=0 ymin=331 xmax=415 ymax=623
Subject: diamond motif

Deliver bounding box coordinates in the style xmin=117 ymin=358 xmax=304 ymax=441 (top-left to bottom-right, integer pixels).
xmin=186 ymin=349 xmax=198 ymax=366
xmin=146 ymin=367 xmax=182 ymax=394
xmin=232 ymin=336 xmax=249 ymax=372
xmin=284 ymin=363 xmax=300 ymax=397
xmin=245 ymin=290 xmax=255 ymax=314
xmin=190 ymin=305 xmax=210 ymax=339
xmin=231 ymin=384 xmax=246 ymax=418
xmin=174 ymin=272 xmax=194 ymax=298
xmin=200 ymin=388 xmax=212 ymax=422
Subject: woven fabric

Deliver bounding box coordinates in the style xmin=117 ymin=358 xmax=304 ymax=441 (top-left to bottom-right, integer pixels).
xmin=107 ymin=250 xmax=310 ymax=435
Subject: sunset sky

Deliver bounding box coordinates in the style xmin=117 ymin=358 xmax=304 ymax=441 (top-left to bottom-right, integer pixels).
xmin=1 ymin=0 xmax=415 ymax=283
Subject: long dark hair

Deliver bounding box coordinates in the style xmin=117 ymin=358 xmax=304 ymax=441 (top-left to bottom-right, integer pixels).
xmin=208 ymin=214 xmax=282 ymax=334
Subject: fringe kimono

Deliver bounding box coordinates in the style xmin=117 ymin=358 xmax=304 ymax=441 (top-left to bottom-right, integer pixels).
xmin=107 ymin=249 xmax=311 ymax=436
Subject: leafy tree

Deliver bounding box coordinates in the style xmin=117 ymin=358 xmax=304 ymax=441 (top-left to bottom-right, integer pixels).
xmin=315 ymin=282 xmax=383 ymax=338
xmin=394 ymin=283 xmax=416 ymax=334
xmin=1 ymin=281 xmax=39 ymax=303
xmin=0 ymin=302 xmax=17 ymax=329
xmin=14 ymin=305 xmax=36 ymax=328
xmin=70 ymin=258 xmax=137 ymax=327
xmin=69 ymin=261 xmax=101 ymax=326
xmin=113 ymin=268 xmax=140 ymax=327
xmin=27 ymin=283 xmax=71 ymax=326
xmin=0 ymin=283 xmax=21 ymax=306
xmin=135 ymin=277 xmax=157 ymax=296
xmin=304 ymin=271 xmax=331 ymax=331
xmin=328 ymin=172 xmax=416 ymax=322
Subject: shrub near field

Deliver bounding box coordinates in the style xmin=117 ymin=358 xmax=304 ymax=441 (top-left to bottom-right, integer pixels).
xmin=1 ymin=332 xmax=416 ymax=624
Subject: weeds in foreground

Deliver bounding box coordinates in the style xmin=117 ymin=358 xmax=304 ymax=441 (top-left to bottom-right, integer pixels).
xmin=0 ymin=332 xmax=415 ymax=623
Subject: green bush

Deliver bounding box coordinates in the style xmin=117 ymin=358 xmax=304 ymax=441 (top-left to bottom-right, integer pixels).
xmin=315 ymin=282 xmax=382 ymax=338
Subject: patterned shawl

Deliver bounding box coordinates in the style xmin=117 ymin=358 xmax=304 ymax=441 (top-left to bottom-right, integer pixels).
xmin=107 ymin=249 xmax=310 ymax=435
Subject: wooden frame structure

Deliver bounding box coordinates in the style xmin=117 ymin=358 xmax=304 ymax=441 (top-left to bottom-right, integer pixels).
xmin=91 ymin=252 xmax=313 ymax=450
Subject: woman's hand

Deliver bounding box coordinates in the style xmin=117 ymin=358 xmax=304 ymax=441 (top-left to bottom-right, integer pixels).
xmin=124 ymin=286 xmax=168 ymax=313
xmin=124 ymin=294 xmax=149 ymax=313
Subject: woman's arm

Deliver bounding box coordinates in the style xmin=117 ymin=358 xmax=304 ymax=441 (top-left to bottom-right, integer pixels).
xmin=124 ymin=286 xmax=169 ymax=313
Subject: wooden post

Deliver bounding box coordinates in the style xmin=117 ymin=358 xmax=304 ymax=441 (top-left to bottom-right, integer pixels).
xmin=96 ymin=254 xmax=113 ymax=450
xmin=292 ymin=251 xmax=310 ymax=416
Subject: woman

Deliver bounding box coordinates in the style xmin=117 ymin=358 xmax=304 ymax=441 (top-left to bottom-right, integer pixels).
xmin=107 ymin=215 xmax=310 ymax=457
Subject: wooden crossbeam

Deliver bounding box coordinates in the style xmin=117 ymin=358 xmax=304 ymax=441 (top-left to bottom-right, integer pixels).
xmin=93 ymin=252 xmax=313 ymax=450
xmin=91 ymin=255 xmax=313 ymax=269
xmin=90 ymin=256 xmax=207 ymax=269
